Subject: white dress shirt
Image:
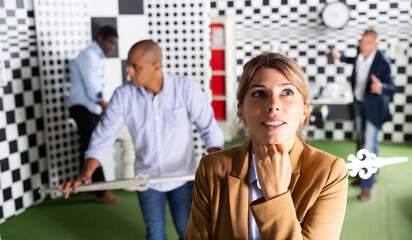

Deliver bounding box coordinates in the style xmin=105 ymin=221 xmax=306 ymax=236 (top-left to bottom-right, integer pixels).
xmin=85 ymin=72 xmax=224 ymax=192
xmin=354 ymin=49 xmax=377 ymax=101
xmin=248 ymin=149 xmax=263 ymax=240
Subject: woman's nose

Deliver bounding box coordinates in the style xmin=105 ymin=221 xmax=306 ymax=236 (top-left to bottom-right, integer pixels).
xmin=267 ymin=98 xmax=280 ymax=112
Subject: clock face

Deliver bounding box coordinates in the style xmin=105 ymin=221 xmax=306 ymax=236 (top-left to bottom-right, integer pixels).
xmin=322 ymin=2 xmax=350 ymax=29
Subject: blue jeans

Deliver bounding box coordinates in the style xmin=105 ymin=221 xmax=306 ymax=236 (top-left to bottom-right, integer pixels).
xmin=136 ymin=181 xmax=194 ymax=240
xmin=354 ymin=101 xmax=379 ymax=188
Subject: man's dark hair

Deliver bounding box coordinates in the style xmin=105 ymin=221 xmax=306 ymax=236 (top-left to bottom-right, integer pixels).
xmin=96 ymin=26 xmax=118 ymax=39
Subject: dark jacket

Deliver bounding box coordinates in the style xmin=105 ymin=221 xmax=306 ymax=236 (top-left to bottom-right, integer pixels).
xmin=341 ymin=49 xmax=396 ymax=128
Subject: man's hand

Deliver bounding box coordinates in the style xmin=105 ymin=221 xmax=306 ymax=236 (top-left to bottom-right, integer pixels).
xmin=96 ymin=99 xmax=108 ymax=112
xmin=255 ymin=144 xmax=292 ymax=201
xmin=58 ymin=174 xmax=92 ymax=199
xmin=327 ymin=49 xmax=341 ymax=62
xmin=370 ymin=74 xmax=382 ymax=94
xmin=58 ymin=158 xmax=100 ymax=198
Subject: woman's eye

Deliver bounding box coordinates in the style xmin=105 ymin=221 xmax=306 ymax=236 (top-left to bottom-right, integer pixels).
xmin=282 ymin=89 xmax=293 ymax=96
xmin=252 ymin=90 xmax=265 ymax=97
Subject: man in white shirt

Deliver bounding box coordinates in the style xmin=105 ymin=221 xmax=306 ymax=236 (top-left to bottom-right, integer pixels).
xmin=330 ymin=30 xmax=396 ymax=201
xmin=61 ymin=40 xmax=224 ymax=240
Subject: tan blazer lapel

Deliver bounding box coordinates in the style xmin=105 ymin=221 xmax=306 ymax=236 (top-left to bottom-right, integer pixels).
xmin=288 ymin=139 xmax=305 ymax=192
xmin=227 ymin=140 xmax=251 ymax=239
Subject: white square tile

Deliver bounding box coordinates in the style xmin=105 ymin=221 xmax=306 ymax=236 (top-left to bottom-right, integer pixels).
xmin=88 ymin=0 xmax=119 ymax=17
xmin=12 ymin=181 xmax=24 ymax=198
xmin=20 ymin=164 xmax=31 ymax=179
xmin=117 ymin=15 xmax=149 ymax=59
xmin=17 ymin=136 xmax=29 ymax=152
xmin=0 ymin=171 xmax=12 ymax=189
xmin=6 ymin=124 xmax=18 ymax=141
xmin=23 ymin=192 xmax=34 ymax=208
xmin=3 ymin=200 xmax=15 ymax=219
xmin=103 ymin=59 xmax=122 ymax=100
xmin=8 ymin=153 xmax=21 ymax=170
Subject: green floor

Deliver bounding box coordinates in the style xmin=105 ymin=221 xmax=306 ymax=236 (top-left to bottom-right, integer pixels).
xmin=1 ymin=140 xmax=412 ymax=240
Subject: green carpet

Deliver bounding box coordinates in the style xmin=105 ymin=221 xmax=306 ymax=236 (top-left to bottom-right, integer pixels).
xmin=1 ymin=140 xmax=412 ymax=240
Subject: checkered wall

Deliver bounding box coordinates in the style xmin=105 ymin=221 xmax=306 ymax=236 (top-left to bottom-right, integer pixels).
xmin=210 ymin=0 xmax=412 ymax=143
xmin=0 ymin=0 xmax=47 ymax=223
xmin=33 ymin=0 xmax=90 ymax=196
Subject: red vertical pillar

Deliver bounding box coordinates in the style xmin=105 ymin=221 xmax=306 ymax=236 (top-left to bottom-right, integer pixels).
xmin=210 ymin=23 xmax=226 ymax=121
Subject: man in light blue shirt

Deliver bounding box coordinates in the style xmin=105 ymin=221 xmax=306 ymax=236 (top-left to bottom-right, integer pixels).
xmin=61 ymin=40 xmax=224 ymax=240
xmin=67 ymin=26 xmax=119 ymax=204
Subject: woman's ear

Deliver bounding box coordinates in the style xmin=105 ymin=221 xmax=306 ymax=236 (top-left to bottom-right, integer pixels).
xmin=303 ymin=103 xmax=309 ymax=118
xmin=237 ymin=102 xmax=244 ymax=120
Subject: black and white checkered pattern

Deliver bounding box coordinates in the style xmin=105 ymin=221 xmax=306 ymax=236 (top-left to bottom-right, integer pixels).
xmin=0 ymin=0 xmax=47 ymax=223
xmin=210 ymin=0 xmax=412 ymax=143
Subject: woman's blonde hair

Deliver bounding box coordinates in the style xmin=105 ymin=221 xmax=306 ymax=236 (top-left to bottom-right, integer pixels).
xmin=236 ymin=52 xmax=310 ymax=141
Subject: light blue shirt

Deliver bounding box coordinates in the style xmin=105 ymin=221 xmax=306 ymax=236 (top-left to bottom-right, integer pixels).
xmin=85 ymin=72 xmax=224 ymax=192
xmin=68 ymin=41 xmax=105 ymax=115
xmin=248 ymin=148 xmax=263 ymax=240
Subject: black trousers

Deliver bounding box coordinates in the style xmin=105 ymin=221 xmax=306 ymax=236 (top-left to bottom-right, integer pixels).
xmin=69 ymin=105 xmax=106 ymax=197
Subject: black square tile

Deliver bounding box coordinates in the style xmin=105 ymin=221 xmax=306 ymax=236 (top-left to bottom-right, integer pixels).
xmin=21 ymin=59 xmax=30 ymax=66
xmin=36 ymin=118 xmax=44 ymax=131
xmin=31 ymin=67 xmax=39 ymax=76
xmin=16 ymin=0 xmax=24 ymax=8
xmin=9 ymin=140 xmax=18 ymax=154
xmin=6 ymin=111 xmax=15 ymax=124
xmin=20 ymin=151 xmax=29 ymax=164
xmin=6 ymin=10 xmax=15 ymax=17
xmin=15 ymin=197 xmax=23 ymax=211
xmin=34 ymin=90 xmax=41 ymax=103
xmin=39 ymin=145 xmax=46 ymax=158
xmin=15 ymin=93 xmax=24 ymax=107
xmin=0 ymin=128 xmax=5 ymax=141
xmin=31 ymin=161 xmax=39 ymax=175
xmin=121 ymin=59 xmax=129 ymax=83
xmin=0 ymin=158 xmax=9 ymax=172
xmin=34 ymin=188 xmax=41 ymax=201
xmin=3 ymin=187 xmax=12 ymax=201
xmin=23 ymin=178 xmax=31 ymax=192
xmin=4 ymin=81 xmax=12 ymax=94
xmin=23 ymin=78 xmax=32 ymax=90
xmin=28 ymin=133 xmax=36 ymax=147
xmin=12 ymin=69 xmax=21 ymax=78
xmin=119 ymin=0 xmax=144 ymax=14
xmin=41 ymin=171 xmax=49 ymax=184
xmin=325 ymin=131 xmax=333 ymax=139
xmin=25 ymin=106 xmax=34 ymax=119
xmin=12 ymin=169 xmax=20 ymax=182
xmin=18 ymin=122 xmax=26 ymax=136
xmin=0 ymin=97 xmax=3 ymax=110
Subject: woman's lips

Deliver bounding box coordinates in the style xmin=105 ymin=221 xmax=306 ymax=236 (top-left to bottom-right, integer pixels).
xmin=262 ymin=120 xmax=285 ymax=127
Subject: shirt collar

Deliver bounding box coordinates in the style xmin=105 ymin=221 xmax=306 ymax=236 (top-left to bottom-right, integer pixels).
xmin=358 ymin=49 xmax=377 ymax=64
xmin=248 ymin=148 xmax=261 ymax=189
xmin=92 ymin=41 xmax=105 ymax=59
xmin=140 ymin=71 xmax=171 ymax=96
xmin=161 ymin=71 xmax=171 ymax=95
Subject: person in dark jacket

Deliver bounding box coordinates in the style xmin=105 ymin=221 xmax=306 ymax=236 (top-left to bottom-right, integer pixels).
xmin=330 ymin=29 xmax=396 ymax=201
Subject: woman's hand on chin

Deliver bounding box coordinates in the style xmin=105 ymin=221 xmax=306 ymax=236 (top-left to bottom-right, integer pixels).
xmin=255 ymin=143 xmax=292 ymax=201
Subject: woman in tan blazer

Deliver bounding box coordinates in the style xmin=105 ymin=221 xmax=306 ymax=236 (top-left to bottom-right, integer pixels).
xmin=186 ymin=53 xmax=348 ymax=239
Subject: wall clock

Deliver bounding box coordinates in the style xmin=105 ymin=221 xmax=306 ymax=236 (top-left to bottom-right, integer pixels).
xmin=321 ymin=2 xmax=351 ymax=29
